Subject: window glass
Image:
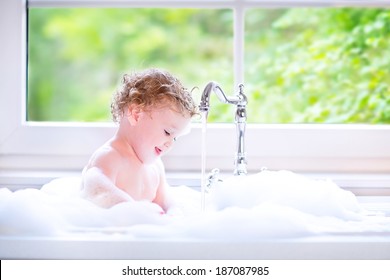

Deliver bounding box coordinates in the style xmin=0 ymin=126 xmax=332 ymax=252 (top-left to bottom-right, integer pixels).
xmin=28 ymin=6 xmax=390 ymax=124
xmin=245 ymin=8 xmax=390 ymax=124
xmin=27 ymin=8 xmax=233 ymax=122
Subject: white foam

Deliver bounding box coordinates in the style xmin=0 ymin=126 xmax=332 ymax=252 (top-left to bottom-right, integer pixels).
xmin=0 ymin=171 xmax=389 ymax=239
xmin=210 ymin=170 xmax=363 ymax=220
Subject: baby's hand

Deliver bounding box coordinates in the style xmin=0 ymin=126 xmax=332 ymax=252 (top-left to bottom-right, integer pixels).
xmin=141 ymin=201 xmax=165 ymax=215
xmin=166 ymin=206 xmax=184 ymax=217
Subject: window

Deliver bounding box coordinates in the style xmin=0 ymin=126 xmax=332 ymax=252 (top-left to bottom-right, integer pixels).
xmin=27 ymin=7 xmax=233 ymax=122
xmin=1 ymin=0 xmax=390 ymax=177
xmin=245 ymin=7 xmax=390 ymax=124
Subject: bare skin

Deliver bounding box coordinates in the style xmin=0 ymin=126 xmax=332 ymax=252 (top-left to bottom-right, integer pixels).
xmin=81 ymin=105 xmax=191 ymax=211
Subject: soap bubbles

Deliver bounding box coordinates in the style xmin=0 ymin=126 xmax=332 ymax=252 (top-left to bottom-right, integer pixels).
xmin=0 ymin=171 xmax=389 ymax=239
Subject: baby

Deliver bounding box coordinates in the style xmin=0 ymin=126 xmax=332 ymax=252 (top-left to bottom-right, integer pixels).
xmin=81 ymin=68 xmax=198 ymax=212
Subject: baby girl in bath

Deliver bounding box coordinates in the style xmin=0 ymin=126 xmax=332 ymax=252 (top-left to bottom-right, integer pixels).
xmin=81 ymin=68 xmax=198 ymax=213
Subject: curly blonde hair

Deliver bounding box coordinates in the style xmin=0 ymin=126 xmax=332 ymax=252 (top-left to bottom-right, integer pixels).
xmin=111 ymin=68 xmax=198 ymax=123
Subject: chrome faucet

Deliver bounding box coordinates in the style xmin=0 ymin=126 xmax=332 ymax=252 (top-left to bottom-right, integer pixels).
xmin=199 ymin=82 xmax=248 ymax=176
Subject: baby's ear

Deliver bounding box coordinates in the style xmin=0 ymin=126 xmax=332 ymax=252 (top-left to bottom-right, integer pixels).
xmin=127 ymin=104 xmax=142 ymax=125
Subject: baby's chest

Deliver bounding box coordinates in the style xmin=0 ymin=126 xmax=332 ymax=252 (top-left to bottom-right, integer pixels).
xmin=117 ymin=166 xmax=160 ymax=200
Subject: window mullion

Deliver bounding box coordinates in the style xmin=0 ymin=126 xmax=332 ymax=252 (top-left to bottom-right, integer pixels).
xmin=234 ymin=3 xmax=245 ymax=87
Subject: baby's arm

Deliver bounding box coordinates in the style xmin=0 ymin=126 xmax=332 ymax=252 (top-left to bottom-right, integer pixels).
xmin=152 ymin=159 xmax=178 ymax=214
xmin=82 ymin=167 xmax=134 ymax=208
xmin=81 ymin=148 xmax=134 ymax=208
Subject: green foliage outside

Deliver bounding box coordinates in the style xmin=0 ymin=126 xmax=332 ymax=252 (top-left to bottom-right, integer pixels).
xmin=28 ymin=8 xmax=233 ymax=122
xmin=245 ymin=8 xmax=390 ymax=123
xmin=28 ymin=8 xmax=390 ymax=124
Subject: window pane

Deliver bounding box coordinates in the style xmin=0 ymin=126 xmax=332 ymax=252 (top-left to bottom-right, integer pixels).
xmin=28 ymin=8 xmax=233 ymax=122
xmin=245 ymin=8 xmax=390 ymax=124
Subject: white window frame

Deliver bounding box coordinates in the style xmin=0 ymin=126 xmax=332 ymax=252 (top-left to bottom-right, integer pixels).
xmin=1 ymin=0 xmax=390 ymax=180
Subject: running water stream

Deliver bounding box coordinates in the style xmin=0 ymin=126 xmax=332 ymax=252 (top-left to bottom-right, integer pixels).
xmin=200 ymin=111 xmax=208 ymax=212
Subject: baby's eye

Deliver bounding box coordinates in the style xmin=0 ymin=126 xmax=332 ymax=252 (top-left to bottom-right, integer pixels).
xmin=164 ymin=130 xmax=171 ymax=136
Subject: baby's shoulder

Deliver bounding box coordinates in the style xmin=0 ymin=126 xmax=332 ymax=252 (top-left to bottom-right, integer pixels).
xmin=90 ymin=143 xmax=123 ymax=165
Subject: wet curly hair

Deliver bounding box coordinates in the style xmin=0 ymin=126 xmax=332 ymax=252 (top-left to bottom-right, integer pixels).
xmin=111 ymin=68 xmax=198 ymax=123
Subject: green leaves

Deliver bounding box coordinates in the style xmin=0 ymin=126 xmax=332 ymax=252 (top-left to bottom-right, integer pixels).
xmin=245 ymin=8 xmax=390 ymax=124
xmin=28 ymin=7 xmax=390 ymax=124
xmin=27 ymin=8 xmax=233 ymax=122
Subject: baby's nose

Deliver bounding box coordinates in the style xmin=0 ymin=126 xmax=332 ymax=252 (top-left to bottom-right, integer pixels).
xmin=164 ymin=138 xmax=174 ymax=148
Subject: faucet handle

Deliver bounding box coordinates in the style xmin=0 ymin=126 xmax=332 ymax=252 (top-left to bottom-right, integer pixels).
xmin=237 ymin=83 xmax=248 ymax=106
xmin=206 ymin=168 xmax=222 ymax=192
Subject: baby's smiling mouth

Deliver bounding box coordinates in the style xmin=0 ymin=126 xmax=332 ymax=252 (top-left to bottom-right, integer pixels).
xmin=155 ymin=147 xmax=162 ymax=156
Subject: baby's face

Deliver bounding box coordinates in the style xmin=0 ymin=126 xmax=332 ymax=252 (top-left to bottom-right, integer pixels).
xmin=131 ymin=107 xmax=191 ymax=164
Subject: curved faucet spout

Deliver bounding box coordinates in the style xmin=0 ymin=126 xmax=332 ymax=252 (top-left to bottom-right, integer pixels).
xmin=199 ymin=82 xmax=246 ymax=114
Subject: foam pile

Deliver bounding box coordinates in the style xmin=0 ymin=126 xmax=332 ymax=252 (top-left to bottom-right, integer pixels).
xmin=0 ymin=171 xmax=389 ymax=239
